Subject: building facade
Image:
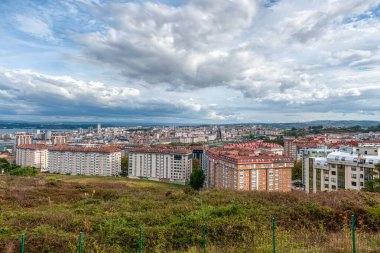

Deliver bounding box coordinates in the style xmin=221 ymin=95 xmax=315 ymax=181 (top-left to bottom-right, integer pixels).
xmin=47 ymin=146 xmax=121 ymax=176
xmin=305 ymin=150 xmax=380 ymax=193
xmin=206 ymin=143 xmax=293 ymax=192
xmin=52 ymin=135 xmax=67 ymax=145
xmin=128 ymin=147 xmax=193 ymax=184
xmin=15 ymin=133 xmax=33 ymax=146
xmin=16 ymin=145 xmax=49 ymax=171
xmin=16 ymin=145 xmax=121 ymax=176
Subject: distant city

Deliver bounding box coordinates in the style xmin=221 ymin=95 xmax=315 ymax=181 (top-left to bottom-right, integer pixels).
xmin=1 ymin=120 xmax=379 ymax=194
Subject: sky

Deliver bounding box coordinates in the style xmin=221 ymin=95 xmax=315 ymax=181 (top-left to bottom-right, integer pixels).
xmin=0 ymin=0 xmax=380 ymax=124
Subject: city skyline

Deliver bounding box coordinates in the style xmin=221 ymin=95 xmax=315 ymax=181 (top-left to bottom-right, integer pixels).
xmin=1 ymin=0 xmax=380 ymax=123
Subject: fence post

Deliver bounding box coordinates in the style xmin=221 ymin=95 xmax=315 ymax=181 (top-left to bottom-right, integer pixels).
xmin=272 ymin=218 xmax=276 ymax=253
xmin=202 ymin=224 xmax=206 ymax=253
xmin=78 ymin=232 xmax=82 ymax=253
xmin=139 ymin=225 xmax=143 ymax=253
xmin=351 ymin=215 xmax=356 ymax=253
xmin=21 ymin=234 xmax=25 ymax=253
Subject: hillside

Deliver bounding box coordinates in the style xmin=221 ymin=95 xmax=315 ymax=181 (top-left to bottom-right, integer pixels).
xmin=0 ymin=175 xmax=379 ymax=252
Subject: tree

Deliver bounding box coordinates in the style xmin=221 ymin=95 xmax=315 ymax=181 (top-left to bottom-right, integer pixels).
xmin=192 ymin=158 xmax=201 ymax=170
xmin=362 ymin=163 xmax=380 ymax=192
xmin=189 ymin=168 xmax=205 ymax=190
xmin=0 ymin=158 xmax=10 ymax=169
xmin=121 ymin=156 xmax=129 ymax=177
xmin=292 ymin=160 xmax=302 ymax=180
xmin=0 ymin=158 xmax=11 ymax=174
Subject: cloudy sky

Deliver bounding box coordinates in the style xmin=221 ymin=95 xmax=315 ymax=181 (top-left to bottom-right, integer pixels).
xmin=0 ymin=0 xmax=380 ymax=123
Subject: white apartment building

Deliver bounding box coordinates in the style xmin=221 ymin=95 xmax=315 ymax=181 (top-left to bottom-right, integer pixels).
xmin=305 ymin=150 xmax=380 ymax=193
xmin=128 ymin=147 xmax=193 ymax=184
xmin=16 ymin=145 xmax=121 ymax=176
xmin=47 ymin=146 xmax=121 ymax=176
xmin=16 ymin=145 xmax=48 ymax=171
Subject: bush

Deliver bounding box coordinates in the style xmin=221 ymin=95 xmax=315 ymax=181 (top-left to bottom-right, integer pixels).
xmin=8 ymin=166 xmax=38 ymax=176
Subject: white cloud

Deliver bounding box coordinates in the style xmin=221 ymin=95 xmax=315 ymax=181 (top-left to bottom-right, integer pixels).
xmin=2 ymin=0 xmax=380 ymax=122
xmin=14 ymin=15 xmax=55 ymax=41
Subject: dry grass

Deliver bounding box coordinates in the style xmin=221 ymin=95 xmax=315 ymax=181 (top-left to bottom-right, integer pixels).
xmin=0 ymin=174 xmax=379 ymax=252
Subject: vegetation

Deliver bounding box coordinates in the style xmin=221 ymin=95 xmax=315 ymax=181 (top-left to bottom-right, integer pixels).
xmin=0 ymin=175 xmax=379 ymax=252
xmin=363 ymin=164 xmax=380 ymax=192
xmin=0 ymin=158 xmax=37 ymax=176
xmin=192 ymin=158 xmax=201 ymax=170
xmin=189 ymin=168 xmax=205 ymax=191
xmin=283 ymin=124 xmax=380 ymax=137
xmin=168 ymin=142 xmax=205 ymax=146
xmin=292 ymin=160 xmax=302 ymax=180
xmin=120 ymin=156 xmax=129 ymax=177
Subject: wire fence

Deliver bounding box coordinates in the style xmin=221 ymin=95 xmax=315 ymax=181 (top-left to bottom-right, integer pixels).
xmin=13 ymin=215 xmax=380 ymax=252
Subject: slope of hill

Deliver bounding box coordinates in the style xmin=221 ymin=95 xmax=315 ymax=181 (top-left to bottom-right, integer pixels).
xmin=0 ymin=175 xmax=379 ymax=252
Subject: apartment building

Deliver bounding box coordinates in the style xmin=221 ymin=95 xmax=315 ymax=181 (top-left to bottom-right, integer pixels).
xmin=128 ymin=147 xmax=193 ymax=184
xmin=52 ymin=135 xmax=67 ymax=145
xmin=305 ymin=148 xmax=380 ymax=193
xmin=206 ymin=143 xmax=293 ymax=192
xmin=48 ymin=146 xmax=121 ymax=176
xmin=16 ymin=145 xmax=49 ymax=171
xmin=16 ymin=145 xmax=121 ymax=176
xmin=15 ymin=133 xmax=33 ymax=146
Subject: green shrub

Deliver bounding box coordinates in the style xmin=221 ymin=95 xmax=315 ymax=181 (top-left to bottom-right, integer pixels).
xmin=8 ymin=166 xmax=38 ymax=176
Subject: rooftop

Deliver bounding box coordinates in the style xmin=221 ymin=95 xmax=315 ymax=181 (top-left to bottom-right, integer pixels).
xmin=17 ymin=144 xmax=121 ymax=153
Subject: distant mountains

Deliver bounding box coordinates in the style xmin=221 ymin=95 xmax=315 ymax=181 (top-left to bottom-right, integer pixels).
xmin=0 ymin=120 xmax=378 ymax=130
xmin=258 ymin=120 xmax=380 ymax=129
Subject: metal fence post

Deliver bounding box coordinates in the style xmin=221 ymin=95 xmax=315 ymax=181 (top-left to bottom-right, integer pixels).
xmin=21 ymin=234 xmax=25 ymax=253
xmin=272 ymin=218 xmax=276 ymax=253
xmin=139 ymin=225 xmax=143 ymax=253
xmin=202 ymin=224 xmax=206 ymax=253
xmin=351 ymin=215 xmax=356 ymax=253
xmin=78 ymin=232 xmax=82 ymax=253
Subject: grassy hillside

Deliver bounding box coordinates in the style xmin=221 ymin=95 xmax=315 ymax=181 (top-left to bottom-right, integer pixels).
xmin=0 ymin=175 xmax=379 ymax=252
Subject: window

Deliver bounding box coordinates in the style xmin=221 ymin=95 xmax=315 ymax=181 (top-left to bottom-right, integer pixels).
xmin=351 ymin=174 xmax=357 ymax=179
xmin=332 ymin=185 xmax=336 ymax=190
xmin=360 ymin=182 xmax=364 ymax=187
xmin=351 ymin=182 xmax=357 ymax=186
xmin=360 ymin=174 xmax=364 ymax=179
xmin=332 ymin=171 xmax=336 ymax=175
xmin=351 ymin=167 xmax=356 ymax=171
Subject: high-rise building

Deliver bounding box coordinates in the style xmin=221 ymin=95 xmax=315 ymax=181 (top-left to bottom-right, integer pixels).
xmin=15 ymin=133 xmax=33 ymax=146
xmin=16 ymin=145 xmax=48 ymax=171
xmin=52 ymin=134 xmax=67 ymax=145
xmin=97 ymin=123 xmax=101 ymax=135
xmin=16 ymin=145 xmax=121 ymax=176
xmin=48 ymin=146 xmax=121 ymax=176
xmin=206 ymin=142 xmax=292 ymax=192
xmin=128 ymin=147 xmax=193 ymax=184
xmin=45 ymin=131 xmax=52 ymax=140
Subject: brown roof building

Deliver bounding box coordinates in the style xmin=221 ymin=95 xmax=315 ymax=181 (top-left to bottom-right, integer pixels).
xmin=206 ymin=142 xmax=293 ymax=192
